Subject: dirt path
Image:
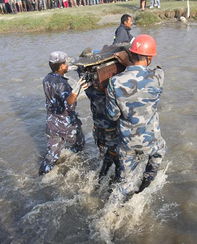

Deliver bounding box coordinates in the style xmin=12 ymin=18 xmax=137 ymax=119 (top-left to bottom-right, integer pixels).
xmin=97 ymin=14 xmax=123 ymax=25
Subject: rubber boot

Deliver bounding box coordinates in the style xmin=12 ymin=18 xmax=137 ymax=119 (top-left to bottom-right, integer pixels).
xmin=135 ymin=176 xmax=153 ymax=193
xmin=98 ymin=156 xmax=113 ymax=183
xmin=39 ymin=160 xmax=55 ymax=176
xmin=113 ymin=156 xmax=122 ymax=183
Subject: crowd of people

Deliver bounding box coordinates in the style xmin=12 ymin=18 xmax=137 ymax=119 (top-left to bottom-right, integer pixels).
xmin=0 ymin=0 xmax=129 ymax=14
xmin=39 ymin=14 xmax=166 ymax=203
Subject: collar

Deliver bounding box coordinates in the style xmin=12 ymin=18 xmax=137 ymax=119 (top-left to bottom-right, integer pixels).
xmin=50 ymin=72 xmax=67 ymax=79
xmin=125 ymin=65 xmax=147 ymax=72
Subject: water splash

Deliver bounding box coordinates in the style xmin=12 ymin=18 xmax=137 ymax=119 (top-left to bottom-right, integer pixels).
xmin=89 ymin=162 xmax=170 ymax=243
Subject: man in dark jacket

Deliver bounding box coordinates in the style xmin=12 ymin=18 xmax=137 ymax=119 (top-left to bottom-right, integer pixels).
xmin=113 ymin=14 xmax=134 ymax=45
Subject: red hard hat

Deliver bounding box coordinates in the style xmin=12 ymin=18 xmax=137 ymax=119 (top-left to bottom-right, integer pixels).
xmin=129 ymin=34 xmax=157 ymax=56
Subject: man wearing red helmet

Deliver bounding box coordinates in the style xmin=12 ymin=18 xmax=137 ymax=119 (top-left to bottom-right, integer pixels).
xmin=106 ymin=34 xmax=166 ymax=201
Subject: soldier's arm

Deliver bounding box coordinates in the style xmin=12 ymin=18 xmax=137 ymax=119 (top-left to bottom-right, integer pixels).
xmin=66 ymin=93 xmax=78 ymax=105
xmin=57 ymin=80 xmax=77 ymax=106
xmin=67 ymin=77 xmax=89 ymax=105
xmin=154 ymin=66 xmax=164 ymax=88
xmin=106 ymin=78 xmax=121 ymax=121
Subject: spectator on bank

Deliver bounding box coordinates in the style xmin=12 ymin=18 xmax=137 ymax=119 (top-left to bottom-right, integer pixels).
xmin=2 ymin=0 xmax=132 ymax=13
xmin=16 ymin=0 xmax=23 ymax=11
xmin=62 ymin=0 xmax=68 ymax=7
xmin=69 ymin=0 xmax=77 ymax=7
xmin=0 ymin=0 xmax=6 ymax=13
xmin=140 ymin=0 xmax=146 ymax=11
xmin=21 ymin=0 xmax=27 ymax=11
xmin=113 ymin=14 xmax=134 ymax=45
xmin=9 ymin=0 xmax=17 ymax=13
xmin=4 ymin=0 xmax=10 ymax=13
xmin=150 ymin=0 xmax=160 ymax=9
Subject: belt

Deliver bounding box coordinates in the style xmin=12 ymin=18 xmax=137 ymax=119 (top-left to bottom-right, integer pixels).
xmin=94 ymin=125 xmax=116 ymax=132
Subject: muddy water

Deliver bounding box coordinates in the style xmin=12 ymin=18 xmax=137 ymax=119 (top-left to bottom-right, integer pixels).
xmin=0 ymin=23 xmax=197 ymax=244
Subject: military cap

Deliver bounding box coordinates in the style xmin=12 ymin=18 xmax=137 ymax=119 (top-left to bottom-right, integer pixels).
xmin=49 ymin=51 xmax=68 ymax=64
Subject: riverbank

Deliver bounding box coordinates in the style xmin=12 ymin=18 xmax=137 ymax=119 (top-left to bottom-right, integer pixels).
xmin=0 ymin=1 xmax=197 ymax=33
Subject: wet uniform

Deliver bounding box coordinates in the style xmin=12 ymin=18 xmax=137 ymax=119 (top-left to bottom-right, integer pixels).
xmin=41 ymin=72 xmax=84 ymax=170
xmin=85 ymin=86 xmax=121 ymax=181
xmin=106 ymin=65 xmax=166 ymax=196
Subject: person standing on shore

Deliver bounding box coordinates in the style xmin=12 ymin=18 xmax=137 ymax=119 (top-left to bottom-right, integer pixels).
xmin=106 ymin=34 xmax=166 ymax=200
xmin=140 ymin=0 xmax=146 ymax=11
xmin=149 ymin=0 xmax=160 ymax=9
xmin=39 ymin=51 xmax=87 ymax=175
xmin=113 ymin=14 xmax=135 ymax=45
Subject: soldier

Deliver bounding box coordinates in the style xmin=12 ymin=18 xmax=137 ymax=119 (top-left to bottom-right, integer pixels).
xmin=85 ymin=85 xmax=121 ymax=184
xmin=39 ymin=51 xmax=87 ymax=176
xmin=106 ymin=35 xmax=166 ymax=200
xmin=76 ymin=47 xmax=122 ymax=183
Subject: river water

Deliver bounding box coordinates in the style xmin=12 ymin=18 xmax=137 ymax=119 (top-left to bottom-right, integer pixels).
xmin=0 ymin=23 xmax=197 ymax=244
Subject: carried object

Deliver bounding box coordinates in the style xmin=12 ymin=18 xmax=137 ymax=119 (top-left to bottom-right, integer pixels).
xmin=75 ymin=44 xmax=130 ymax=90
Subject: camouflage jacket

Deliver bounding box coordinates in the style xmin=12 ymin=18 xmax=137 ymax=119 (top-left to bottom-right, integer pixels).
xmin=106 ymin=65 xmax=165 ymax=154
xmin=85 ymin=86 xmax=118 ymax=129
xmin=43 ymin=72 xmax=78 ymax=136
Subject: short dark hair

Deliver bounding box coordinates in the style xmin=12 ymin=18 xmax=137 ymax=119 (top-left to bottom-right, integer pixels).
xmin=129 ymin=53 xmax=146 ymax=63
xmin=49 ymin=61 xmax=64 ymax=72
xmin=121 ymin=14 xmax=132 ymax=24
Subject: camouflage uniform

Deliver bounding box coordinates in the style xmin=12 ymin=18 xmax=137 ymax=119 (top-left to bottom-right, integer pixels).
xmin=85 ymin=86 xmax=121 ymax=181
xmin=41 ymin=72 xmax=85 ymax=172
xmin=106 ymin=65 xmax=166 ymax=196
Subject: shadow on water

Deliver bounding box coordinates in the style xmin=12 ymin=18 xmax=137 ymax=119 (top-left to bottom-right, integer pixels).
xmin=0 ymin=220 xmax=11 ymax=244
xmin=8 ymin=94 xmax=47 ymax=162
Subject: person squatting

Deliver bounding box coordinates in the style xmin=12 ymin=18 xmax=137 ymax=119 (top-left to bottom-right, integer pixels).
xmin=40 ymin=34 xmax=166 ymax=199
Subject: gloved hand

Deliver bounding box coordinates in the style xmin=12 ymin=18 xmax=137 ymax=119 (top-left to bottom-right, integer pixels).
xmin=72 ymin=77 xmax=90 ymax=97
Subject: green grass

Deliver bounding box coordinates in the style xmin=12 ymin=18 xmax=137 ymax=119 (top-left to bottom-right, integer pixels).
xmin=135 ymin=12 xmax=161 ymax=26
xmin=0 ymin=12 xmax=99 ymax=32
xmin=0 ymin=1 xmax=197 ymax=33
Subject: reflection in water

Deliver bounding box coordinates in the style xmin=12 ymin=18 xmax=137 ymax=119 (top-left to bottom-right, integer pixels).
xmin=0 ymin=24 xmax=197 ymax=244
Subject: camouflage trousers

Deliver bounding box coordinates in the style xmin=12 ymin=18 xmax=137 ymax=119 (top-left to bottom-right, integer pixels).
xmin=115 ymin=142 xmax=166 ymax=196
xmin=44 ymin=121 xmax=85 ymax=166
xmin=93 ymin=126 xmax=122 ymax=181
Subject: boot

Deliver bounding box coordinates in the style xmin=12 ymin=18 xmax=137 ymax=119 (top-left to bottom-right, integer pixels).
xmin=113 ymin=156 xmax=122 ymax=183
xmin=39 ymin=161 xmax=54 ymax=176
xmin=98 ymin=156 xmax=113 ymax=183
xmin=135 ymin=176 xmax=153 ymax=193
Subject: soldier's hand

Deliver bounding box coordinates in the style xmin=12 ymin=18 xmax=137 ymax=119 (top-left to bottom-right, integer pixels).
xmin=114 ymin=51 xmax=132 ymax=67
xmin=78 ymin=78 xmax=90 ymax=91
xmin=72 ymin=77 xmax=90 ymax=96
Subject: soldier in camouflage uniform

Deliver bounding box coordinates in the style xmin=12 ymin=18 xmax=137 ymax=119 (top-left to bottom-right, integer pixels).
xmin=85 ymin=86 xmax=121 ymax=183
xmin=106 ymin=35 xmax=166 ymax=198
xmin=39 ymin=51 xmax=86 ymax=175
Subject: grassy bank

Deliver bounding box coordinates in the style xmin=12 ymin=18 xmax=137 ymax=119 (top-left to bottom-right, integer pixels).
xmin=0 ymin=1 xmax=197 ymax=33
